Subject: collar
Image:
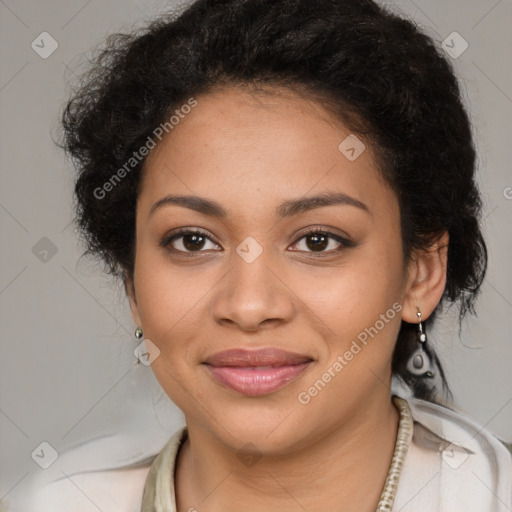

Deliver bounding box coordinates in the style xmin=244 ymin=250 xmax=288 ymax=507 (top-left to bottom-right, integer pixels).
xmin=141 ymin=396 xmax=512 ymax=512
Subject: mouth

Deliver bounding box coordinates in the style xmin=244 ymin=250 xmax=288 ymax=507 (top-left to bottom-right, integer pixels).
xmin=203 ymin=348 xmax=314 ymax=396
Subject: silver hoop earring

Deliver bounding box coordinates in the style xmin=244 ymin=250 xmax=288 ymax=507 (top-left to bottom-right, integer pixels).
xmin=407 ymin=308 xmax=433 ymax=377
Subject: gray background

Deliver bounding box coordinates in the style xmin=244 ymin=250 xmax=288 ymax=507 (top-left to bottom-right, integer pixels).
xmin=1 ymin=0 xmax=511 ymax=506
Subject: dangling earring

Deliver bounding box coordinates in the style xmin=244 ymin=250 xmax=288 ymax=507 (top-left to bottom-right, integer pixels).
xmin=407 ymin=308 xmax=433 ymax=378
xmin=134 ymin=327 xmax=143 ymax=366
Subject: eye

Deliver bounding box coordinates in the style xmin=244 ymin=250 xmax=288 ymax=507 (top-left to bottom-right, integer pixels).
xmin=161 ymin=229 xmax=221 ymax=254
xmin=289 ymin=229 xmax=352 ymax=254
xmin=161 ymin=227 xmax=353 ymax=256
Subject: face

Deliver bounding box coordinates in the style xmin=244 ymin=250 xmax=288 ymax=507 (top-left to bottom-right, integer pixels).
xmin=128 ymin=85 xmax=414 ymax=453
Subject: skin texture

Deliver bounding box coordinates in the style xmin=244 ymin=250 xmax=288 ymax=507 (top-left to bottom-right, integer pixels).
xmin=127 ymin=85 xmax=448 ymax=512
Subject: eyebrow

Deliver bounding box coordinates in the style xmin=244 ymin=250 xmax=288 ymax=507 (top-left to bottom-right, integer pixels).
xmin=149 ymin=191 xmax=370 ymax=218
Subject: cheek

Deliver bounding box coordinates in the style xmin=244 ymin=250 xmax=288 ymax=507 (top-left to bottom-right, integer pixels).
xmin=295 ymin=243 xmax=405 ymax=385
xmin=133 ymin=248 xmax=205 ymax=358
xmin=133 ymin=257 xmax=207 ymax=406
xmin=300 ymin=245 xmax=403 ymax=330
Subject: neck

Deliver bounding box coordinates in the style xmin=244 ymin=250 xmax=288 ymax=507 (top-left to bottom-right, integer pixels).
xmin=175 ymin=391 xmax=400 ymax=512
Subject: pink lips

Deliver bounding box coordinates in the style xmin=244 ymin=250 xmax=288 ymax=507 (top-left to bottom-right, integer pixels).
xmin=203 ymin=348 xmax=313 ymax=396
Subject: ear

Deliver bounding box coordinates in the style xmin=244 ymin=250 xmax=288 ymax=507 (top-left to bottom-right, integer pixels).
xmin=401 ymin=231 xmax=449 ymax=323
xmin=124 ymin=275 xmax=142 ymax=327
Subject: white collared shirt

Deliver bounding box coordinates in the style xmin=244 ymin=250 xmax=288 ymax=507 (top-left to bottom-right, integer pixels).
xmin=11 ymin=394 xmax=512 ymax=512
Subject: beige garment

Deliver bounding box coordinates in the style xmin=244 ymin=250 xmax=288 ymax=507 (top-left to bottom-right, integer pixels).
xmin=141 ymin=396 xmax=512 ymax=512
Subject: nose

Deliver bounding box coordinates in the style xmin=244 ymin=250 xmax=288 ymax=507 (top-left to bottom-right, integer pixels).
xmin=210 ymin=246 xmax=296 ymax=332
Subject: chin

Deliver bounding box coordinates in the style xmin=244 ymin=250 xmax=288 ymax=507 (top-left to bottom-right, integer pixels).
xmin=201 ymin=394 xmax=318 ymax=453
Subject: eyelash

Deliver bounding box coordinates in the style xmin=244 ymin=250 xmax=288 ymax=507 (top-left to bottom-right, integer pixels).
xmin=160 ymin=227 xmax=354 ymax=257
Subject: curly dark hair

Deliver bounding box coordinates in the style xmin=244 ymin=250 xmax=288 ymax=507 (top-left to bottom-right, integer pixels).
xmin=60 ymin=0 xmax=487 ymax=402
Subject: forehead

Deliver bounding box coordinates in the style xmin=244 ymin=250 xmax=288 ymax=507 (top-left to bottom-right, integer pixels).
xmin=138 ymin=85 xmax=397 ymax=222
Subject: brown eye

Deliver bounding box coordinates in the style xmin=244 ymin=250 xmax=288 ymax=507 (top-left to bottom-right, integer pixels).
xmin=181 ymin=233 xmax=207 ymax=251
xmin=162 ymin=229 xmax=220 ymax=253
xmin=290 ymin=229 xmax=351 ymax=254
xmin=304 ymin=232 xmax=330 ymax=251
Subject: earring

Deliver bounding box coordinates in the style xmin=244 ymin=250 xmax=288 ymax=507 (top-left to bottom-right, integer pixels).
xmin=134 ymin=327 xmax=143 ymax=366
xmin=407 ymin=308 xmax=433 ymax=378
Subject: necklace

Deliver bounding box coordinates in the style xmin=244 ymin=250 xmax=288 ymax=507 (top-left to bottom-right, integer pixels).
xmin=141 ymin=395 xmax=414 ymax=512
xmin=375 ymin=395 xmax=414 ymax=512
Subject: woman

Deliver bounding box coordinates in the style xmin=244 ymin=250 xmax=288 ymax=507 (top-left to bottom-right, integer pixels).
xmin=40 ymin=0 xmax=512 ymax=510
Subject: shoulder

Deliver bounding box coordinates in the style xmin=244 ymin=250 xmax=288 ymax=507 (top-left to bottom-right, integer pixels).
xmin=6 ymin=427 xmax=183 ymax=512
xmin=409 ymin=396 xmax=512 ymax=470
xmin=18 ymin=466 xmax=153 ymax=512
xmin=395 ymin=394 xmax=512 ymax=512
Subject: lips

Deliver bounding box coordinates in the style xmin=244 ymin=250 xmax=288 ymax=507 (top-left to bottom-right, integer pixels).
xmin=204 ymin=348 xmax=313 ymax=367
xmin=203 ymin=348 xmax=313 ymax=396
